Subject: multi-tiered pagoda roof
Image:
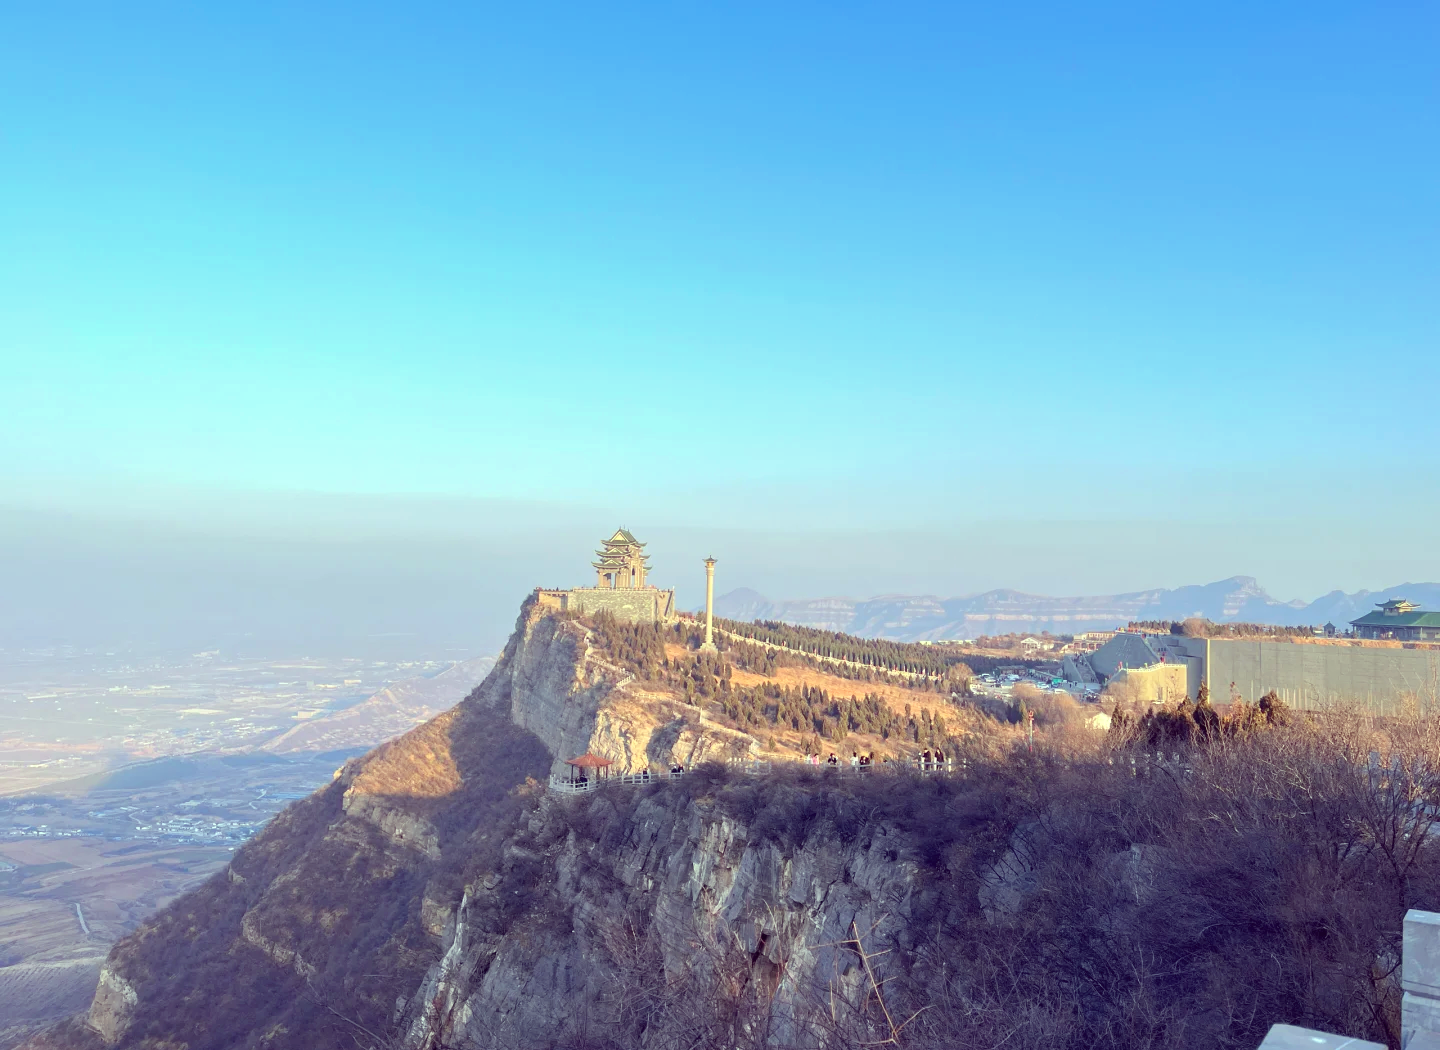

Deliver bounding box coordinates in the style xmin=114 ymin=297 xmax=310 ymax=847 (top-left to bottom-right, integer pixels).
xmin=592 ymin=528 xmax=650 ymax=572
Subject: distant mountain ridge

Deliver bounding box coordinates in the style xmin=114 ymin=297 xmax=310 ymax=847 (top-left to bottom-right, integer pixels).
xmin=715 ymin=578 xmax=1440 ymax=642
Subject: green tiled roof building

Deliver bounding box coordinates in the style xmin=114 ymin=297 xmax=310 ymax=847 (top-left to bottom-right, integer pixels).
xmin=1350 ymin=599 xmax=1440 ymax=641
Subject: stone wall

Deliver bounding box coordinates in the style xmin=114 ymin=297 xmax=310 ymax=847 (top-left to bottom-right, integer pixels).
xmin=1088 ymin=632 xmax=1440 ymax=712
xmin=1205 ymin=638 xmax=1440 ymax=713
xmin=531 ymin=585 xmax=676 ymax=624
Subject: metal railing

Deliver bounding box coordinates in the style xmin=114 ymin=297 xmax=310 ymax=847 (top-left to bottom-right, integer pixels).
xmin=549 ymin=771 xmax=688 ymax=794
xmin=547 ymin=757 xmax=965 ymax=793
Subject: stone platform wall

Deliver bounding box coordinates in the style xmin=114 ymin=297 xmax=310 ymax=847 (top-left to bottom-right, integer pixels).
xmin=533 ymin=586 xmax=676 ymax=624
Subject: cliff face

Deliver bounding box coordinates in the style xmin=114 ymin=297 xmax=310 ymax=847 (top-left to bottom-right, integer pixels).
xmin=39 ymin=602 xmax=788 ymax=1050
xmin=398 ymin=778 xmax=942 ymax=1050
xmin=474 ymin=600 xmax=756 ymax=779
xmin=28 ymin=597 xmax=1414 ymax=1049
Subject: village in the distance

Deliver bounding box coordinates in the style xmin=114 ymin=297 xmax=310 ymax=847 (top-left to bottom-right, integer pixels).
xmin=0 ymin=644 xmax=494 ymax=1035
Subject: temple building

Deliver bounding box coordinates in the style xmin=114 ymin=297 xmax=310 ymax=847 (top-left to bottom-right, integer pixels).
xmin=1350 ymin=599 xmax=1440 ymax=641
xmin=534 ymin=528 xmax=677 ymax=624
xmin=593 ymin=528 xmax=650 ymax=590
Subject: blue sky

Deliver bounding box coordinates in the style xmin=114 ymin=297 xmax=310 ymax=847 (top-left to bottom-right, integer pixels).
xmin=2 ymin=2 xmax=1438 ymax=625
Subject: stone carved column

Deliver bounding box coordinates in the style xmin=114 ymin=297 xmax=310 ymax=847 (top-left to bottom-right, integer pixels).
xmin=701 ymin=557 xmax=717 ymax=652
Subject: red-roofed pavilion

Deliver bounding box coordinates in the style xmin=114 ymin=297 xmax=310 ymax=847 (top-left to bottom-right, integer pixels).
xmin=565 ymin=753 xmax=614 ymax=784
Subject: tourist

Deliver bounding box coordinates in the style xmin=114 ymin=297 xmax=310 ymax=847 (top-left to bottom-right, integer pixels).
xmin=850 ymin=751 xmax=859 ymax=769
xmin=827 ymin=752 xmax=838 ymax=767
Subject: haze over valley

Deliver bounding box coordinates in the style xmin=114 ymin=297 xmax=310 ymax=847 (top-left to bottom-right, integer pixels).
xmin=0 ymin=645 xmax=492 ymax=1044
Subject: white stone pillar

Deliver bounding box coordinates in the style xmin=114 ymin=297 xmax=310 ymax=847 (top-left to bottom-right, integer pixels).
xmin=701 ymin=557 xmax=717 ymax=651
xmin=1405 ymin=909 xmax=1440 ymax=1046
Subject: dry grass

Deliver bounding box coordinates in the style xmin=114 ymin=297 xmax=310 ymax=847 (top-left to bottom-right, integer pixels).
xmin=346 ymin=707 xmax=463 ymax=801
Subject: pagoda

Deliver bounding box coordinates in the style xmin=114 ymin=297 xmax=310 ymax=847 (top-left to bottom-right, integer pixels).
xmin=593 ymin=528 xmax=650 ymax=590
xmin=533 ymin=528 xmax=676 ymax=624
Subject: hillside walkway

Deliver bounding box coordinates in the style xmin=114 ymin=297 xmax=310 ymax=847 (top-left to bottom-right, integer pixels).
xmin=548 ymin=757 xmax=962 ymax=794
xmin=709 ymin=626 xmax=940 ymax=685
xmin=546 ymin=750 xmax=1226 ymax=795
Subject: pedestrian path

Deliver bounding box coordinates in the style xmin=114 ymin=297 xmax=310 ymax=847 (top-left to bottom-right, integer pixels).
xmin=547 ymin=757 xmax=961 ymax=794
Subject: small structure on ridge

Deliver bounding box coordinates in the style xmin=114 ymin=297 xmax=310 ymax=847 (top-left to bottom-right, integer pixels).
xmin=534 ymin=528 xmax=677 ymax=624
xmin=700 ymin=557 xmax=717 ymax=652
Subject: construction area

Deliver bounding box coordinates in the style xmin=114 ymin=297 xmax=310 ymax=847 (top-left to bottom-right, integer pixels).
xmin=1065 ymin=629 xmax=1440 ymax=712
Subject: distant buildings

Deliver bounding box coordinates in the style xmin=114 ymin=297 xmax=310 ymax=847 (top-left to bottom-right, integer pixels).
xmin=1349 ymin=598 xmax=1440 ymax=641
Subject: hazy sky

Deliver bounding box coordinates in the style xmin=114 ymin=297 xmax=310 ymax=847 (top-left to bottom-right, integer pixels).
xmin=3 ymin=3 xmax=1437 ymax=652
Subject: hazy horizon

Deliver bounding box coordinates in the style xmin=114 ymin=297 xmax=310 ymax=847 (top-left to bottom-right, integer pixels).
xmin=4 ymin=3 xmax=1436 ymax=657
xmin=5 ymin=482 xmax=1439 ymax=656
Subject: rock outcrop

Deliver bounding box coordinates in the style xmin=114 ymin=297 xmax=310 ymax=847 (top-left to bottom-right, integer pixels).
xmin=399 ymin=782 xmax=932 ymax=1049
xmin=472 ymin=598 xmax=756 ymax=778
xmin=35 ymin=600 xmax=789 ymax=1050
xmin=84 ymin=968 xmax=135 ymax=1047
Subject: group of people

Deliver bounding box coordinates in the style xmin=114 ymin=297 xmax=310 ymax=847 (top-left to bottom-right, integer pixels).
xmin=797 ymin=748 xmax=950 ymax=771
xmin=640 ymin=765 xmax=686 ymax=782
xmin=918 ymin=747 xmax=948 ymax=769
xmin=804 ymin=751 xmax=885 ymax=769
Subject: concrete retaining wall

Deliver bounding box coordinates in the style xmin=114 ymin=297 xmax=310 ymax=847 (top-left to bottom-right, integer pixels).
xmin=1205 ymin=639 xmax=1440 ymax=713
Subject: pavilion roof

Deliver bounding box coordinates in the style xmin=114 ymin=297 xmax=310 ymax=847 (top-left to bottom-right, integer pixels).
xmin=566 ymin=752 xmax=614 ymax=768
xmin=1351 ymin=609 xmax=1440 ymax=628
xmin=595 ymin=550 xmax=650 ymax=562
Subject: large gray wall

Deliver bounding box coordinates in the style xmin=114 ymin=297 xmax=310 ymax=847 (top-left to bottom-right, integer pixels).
xmin=1204 ymin=640 xmax=1440 ymax=713
xmin=566 ymin=587 xmax=676 ymax=624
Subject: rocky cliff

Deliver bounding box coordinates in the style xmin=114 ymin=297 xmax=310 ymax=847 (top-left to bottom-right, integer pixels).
xmin=29 ymin=599 xmax=790 ymax=1050
xmin=472 ymin=599 xmax=757 ymax=778
xmin=394 ymin=774 xmax=951 ymax=1050
xmin=25 ymin=597 xmax=1417 ymax=1050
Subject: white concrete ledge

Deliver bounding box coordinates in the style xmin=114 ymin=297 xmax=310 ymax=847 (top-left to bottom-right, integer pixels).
xmin=1257 ymin=1023 xmax=1384 ymax=1049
